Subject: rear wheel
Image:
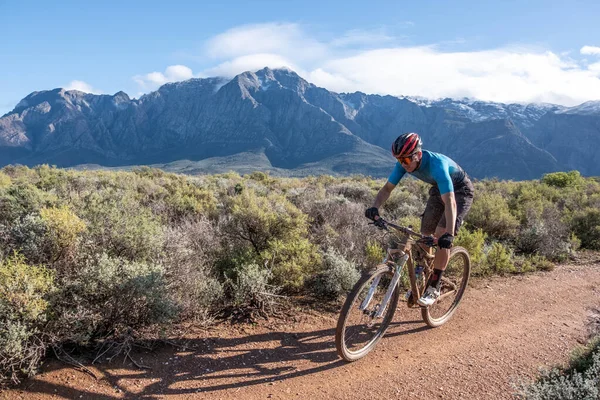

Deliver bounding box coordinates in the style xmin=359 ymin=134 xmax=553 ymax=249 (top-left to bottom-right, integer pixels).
xmin=335 ymin=264 xmax=400 ymax=362
xmin=421 ymin=246 xmax=470 ymax=327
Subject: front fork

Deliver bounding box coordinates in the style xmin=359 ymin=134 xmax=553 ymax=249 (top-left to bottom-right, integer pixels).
xmin=359 ymin=254 xmax=408 ymax=318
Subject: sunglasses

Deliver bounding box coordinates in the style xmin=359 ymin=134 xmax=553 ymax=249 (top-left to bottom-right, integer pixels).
xmin=396 ymin=153 xmax=416 ymax=165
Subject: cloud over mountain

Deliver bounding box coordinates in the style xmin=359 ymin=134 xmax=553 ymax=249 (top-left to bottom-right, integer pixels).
xmin=133 ymin=23 xmax=600 ymax=106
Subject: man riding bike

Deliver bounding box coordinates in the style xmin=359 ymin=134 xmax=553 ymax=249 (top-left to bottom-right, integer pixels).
xmin=365 ymin=132 xmax=475 ymax=307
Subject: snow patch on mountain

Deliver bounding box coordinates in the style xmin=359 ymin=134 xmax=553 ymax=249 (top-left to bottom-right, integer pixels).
xmin=558 ymin=100 xmax=600 ymax=115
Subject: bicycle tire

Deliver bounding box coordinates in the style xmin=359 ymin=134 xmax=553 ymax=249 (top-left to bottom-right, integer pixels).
xmin=421 ymin=246 xmax=470 ymax=327
xmin=335 ymin=264 xmax=401 ymax=362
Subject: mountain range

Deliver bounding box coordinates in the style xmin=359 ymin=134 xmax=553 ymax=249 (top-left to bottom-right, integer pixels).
xmin=1 ymin=67 xmax=599 ymax=180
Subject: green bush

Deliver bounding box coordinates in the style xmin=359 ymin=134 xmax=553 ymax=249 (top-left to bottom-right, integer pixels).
xmin=162 ymin=178 xmax=217 ymax=220
xmin=571 ymin=208 xmax=600 ymax=250
xmin=0 ymin=172 xmax=10 ymax=188
xmin=514 ymin=254 xmax=555 ymax=273
xmin=224 ymin=189 xmax=321 ymax=290
xmin=264 ymin=237 xmax=321 ymax=290
xmin=466 ymin=192 xmax=520 ymax=240
xmin=509 ymin=182 xmax=558 ymax=225
xmin=455 ymin=227 xmax=487 ymax=267
xmin=382 ymin=188 xmax=424 ymax=222
xmin=365 ymin=240 xmax=385 ymax=267
xmin=79 ymin=191 xmax=164 ymax=261
xmin=484 ymin=242 xmax=515 ymax=275
xmin=0 ymin=254 xmax=54 ymax=386
xmin=39 ymin=206 xmax=86 ymax=261
xmin=0 ymin=183 xmax=59 ymax=224
xmin=542 ymin=170 xmax=585 ymax=188
xmin=296 ymin=195 xmax=372 ymax=269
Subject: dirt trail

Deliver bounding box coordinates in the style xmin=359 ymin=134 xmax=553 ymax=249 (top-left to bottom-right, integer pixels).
xmin=5 ymin=257 xmax=600 ymax=400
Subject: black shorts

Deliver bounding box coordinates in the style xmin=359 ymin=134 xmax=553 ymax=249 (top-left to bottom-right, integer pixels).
xmin=421 ymin=179 xmax=474 ymax=236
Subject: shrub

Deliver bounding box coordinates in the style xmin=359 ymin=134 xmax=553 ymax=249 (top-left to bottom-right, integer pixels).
xmin=326 ymin=181 xmax=374 ymax=204
xmin=0 ymin=254 xmax=55 ymax=386
xmin=0 ymin=215 xmax=50 ymax=264
xmin=516 ymin=205 xmax=571 ymax=261
xmin=223 ymin=189 xmax=321 ymax=290
xmin=80 ymin=191 xmax=164 ymax=261
xmin=51 ymin=254 xmax=176 ymax=344
xmin=39 ymin=206 xmax=86 ymax=260
xmin=0 ymin=172 xmax=10 ymax=188
xmin=0 ymin=183 xmax=59 ymax=224
xmin=263 ymin=237 xmax=321 ymax=290
xmin=569 ymin=233 xmax=581 ymax=254
xmin=571 ymin=208 xmax=600 ymax=250
xmin=227 ymin=263 xmax=280 ymax=319
xmin=484 ymin=242 xmax=515 ymax=275
xmin=247 ymin=171 xmax=271 ymax=182
xmin=163 ymin=179 xmax=217 ymax=220
xmin=312 ymin=249 xmax=361 ymax=299
xmin=515 ymin=336 xmax=600 ymax=400
xmin=455 ymin=227 xmax=487 ymax=267
xmin=514 ymin=254 xmax=555 ymax=274
xmin=529 ymin=254 xmax=555 ymax=271
xmin=542 ymin=170 xmax=585 ymax=188
xmin=509 ymin=182 xmax=559 ymax=225
xmin=466 ymin=192 xmax=519 ymax=240
xmin=162 ymin=218 xmax=223 ymax=322
xmin=365 ymin=240 xmax=385 ymax=267
xmin=382 ymin=188 xmax=424 ymax=222
xmin=397 ymin=214 xmax=422 ymax=233
xmin=296 ymin=194 xmax=373 ymax=267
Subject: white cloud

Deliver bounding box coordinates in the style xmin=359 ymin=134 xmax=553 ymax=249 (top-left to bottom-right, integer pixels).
xmin=65 ymin=80 xmax=102 ymax=94
xmin=133 ymin=65 xmax=195 ymax=90
xmin=204 ymin=22 xmax=327 ymax=63
xmin=581 ymin=45 xmax=600 ymax=55
xmin=588 ymin=62 xmax=600 ymax=73
xmin=134 ymin=23 xmax=600 ymax=106
xmin=202 ymin=53 xmax=300 ymax=78
xmin=308 ymin=47 xmax=600 ymax=105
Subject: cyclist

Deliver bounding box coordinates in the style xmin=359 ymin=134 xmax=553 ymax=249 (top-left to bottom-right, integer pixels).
xmin=365 ymin=132 xmax=474 ymax=307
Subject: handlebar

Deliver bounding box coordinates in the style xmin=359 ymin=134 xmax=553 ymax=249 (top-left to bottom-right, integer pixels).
xmin=370 ymin=217 xmax=436 ymax=246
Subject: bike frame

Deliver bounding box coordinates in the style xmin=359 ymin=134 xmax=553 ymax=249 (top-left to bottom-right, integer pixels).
xmin=360 ymin=221 xmax=436 ymax=318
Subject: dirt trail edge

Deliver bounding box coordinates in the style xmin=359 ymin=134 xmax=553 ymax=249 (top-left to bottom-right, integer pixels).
xmin=6 ymin=259 xmax=600 ymax=400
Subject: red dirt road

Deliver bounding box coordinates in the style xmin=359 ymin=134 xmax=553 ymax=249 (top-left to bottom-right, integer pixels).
xmin=5 ymin=257 xmax=600 ymax=400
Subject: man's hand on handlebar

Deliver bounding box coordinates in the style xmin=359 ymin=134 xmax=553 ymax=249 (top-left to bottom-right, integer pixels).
xmin=365 ymin=207 xmax=380 ymax=221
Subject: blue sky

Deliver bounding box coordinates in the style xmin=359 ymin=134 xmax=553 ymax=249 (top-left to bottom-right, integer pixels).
xmin=2 ymin=0 xmax=600 ymax=115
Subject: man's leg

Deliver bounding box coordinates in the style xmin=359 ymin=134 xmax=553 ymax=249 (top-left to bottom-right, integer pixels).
xmin=433 ymin=225 xmax=450 ymax=271
xmin=419 ymin=185 xmax=474 ymax=307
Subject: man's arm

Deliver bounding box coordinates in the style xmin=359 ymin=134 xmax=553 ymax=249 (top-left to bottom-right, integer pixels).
xmin=440 ymin=191 xmax=457 ymax=235
xmin=373 ymin=181 xmax=396 ymax=208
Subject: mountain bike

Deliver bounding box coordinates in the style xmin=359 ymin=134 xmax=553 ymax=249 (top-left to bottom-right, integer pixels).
xmin=335 ymin=217 xmax=471 ymax=361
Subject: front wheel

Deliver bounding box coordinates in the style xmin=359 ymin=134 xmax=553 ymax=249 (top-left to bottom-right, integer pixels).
xmin=335 ymin=264 xmax=400 ymax=362
xmin=421 ymin=246 xmax=471 ymax=327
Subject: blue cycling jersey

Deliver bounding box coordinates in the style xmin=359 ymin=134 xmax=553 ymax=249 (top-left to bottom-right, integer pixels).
xmin=387 ymin=150 xmax=467 ymax=194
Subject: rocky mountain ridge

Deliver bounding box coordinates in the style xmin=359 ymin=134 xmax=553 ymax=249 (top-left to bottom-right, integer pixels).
xmin=1 ymin=67 xmax=598 ymax=180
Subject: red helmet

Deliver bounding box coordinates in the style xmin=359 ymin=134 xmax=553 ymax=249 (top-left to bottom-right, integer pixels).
xmin=391 ymin=132 xmax=422 ymax=157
